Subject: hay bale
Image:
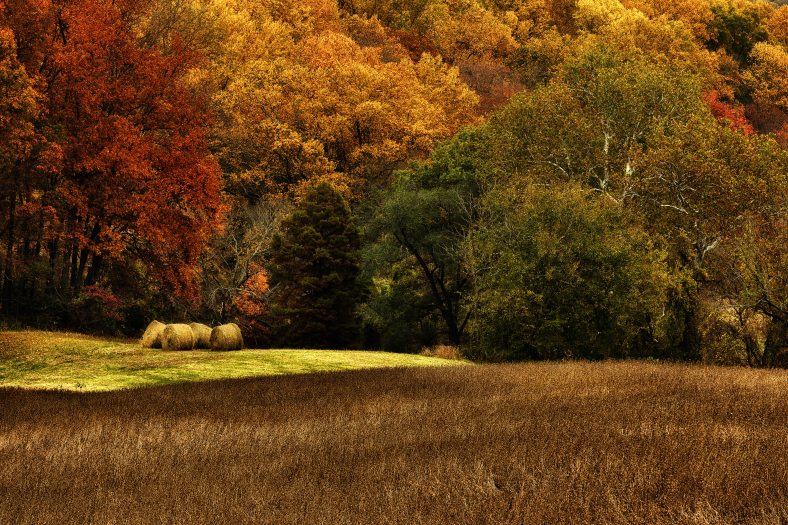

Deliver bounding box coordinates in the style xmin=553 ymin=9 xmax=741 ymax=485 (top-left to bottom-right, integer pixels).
xmin=161 ymin=323 xmax=196 ymax=351
xmin=189 ymin=322 xmax=212 ymax=349
xmin=210 ymin=323 xmax=244 ymax=351
xmin=140 ymin=320 xmax=166 ymax=348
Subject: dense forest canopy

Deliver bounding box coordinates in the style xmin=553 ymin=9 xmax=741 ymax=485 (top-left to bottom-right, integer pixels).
xmin=0 ymin=0 xmax=786 ymax=364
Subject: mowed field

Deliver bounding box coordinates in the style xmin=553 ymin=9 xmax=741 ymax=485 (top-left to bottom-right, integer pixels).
xmin=0 ymin=331 xmax=460 ymax=390
xmin=1 ymin=352 xmax=786 ymax=524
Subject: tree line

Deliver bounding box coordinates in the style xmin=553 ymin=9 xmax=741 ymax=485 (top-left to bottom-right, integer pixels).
xmin=0 ymin=0 xmax=786 ymax=365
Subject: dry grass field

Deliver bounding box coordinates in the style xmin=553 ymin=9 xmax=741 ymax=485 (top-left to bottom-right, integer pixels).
xmin=1 ymin=361 xmax=786 ymax=524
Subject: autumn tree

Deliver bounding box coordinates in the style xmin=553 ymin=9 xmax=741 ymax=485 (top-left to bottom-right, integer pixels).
xmin=745 ymin=42 xmax=788 ymax=112
xmin=711 ymin=215 xmax=788 ymax=367
xmin=140 ymin=2 xmax=478 ymax=202
xmin=0 ymin=0 xmax=224 ymax=320
xmin=0 ymin=25 xmax=44 ymax=310
xmin=488 ymin=50 xmax=705 ymax=199
xmin=707 ymin=2 xmax=768 ymax=64
xmin=465 ymin=183 xmax=673 ymax=361
xmin=267 ymin=183 xmax=364 ymax=348
xmin=214 ymin=29 xmax=478 ymax=200
xmin=200 ymin=198 xmax=288 ymax=323
xmin=703 ymin=90 xmax=754 ymax=134
xmin=479 ymin=50 xmax=783 ymax=358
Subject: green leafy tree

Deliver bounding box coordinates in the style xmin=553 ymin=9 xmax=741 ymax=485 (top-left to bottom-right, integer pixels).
xmin=484 ymin=51 xmax=782 ymax=359
xmin=267 ymin=183 xmax=364 ymax=348
xmin=714 ymin=215 xmax=788 ymax=368
xmin=465 ymin=183 xmax=675 ymax=361
xmin=364 ymin=129 xmax=485 ymax=348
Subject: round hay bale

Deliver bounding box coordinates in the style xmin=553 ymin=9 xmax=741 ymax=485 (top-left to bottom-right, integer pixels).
xmin=161 ymin=323 xmax=196 ymax=351
xmin=210 ymin=323 xmax=244 ymax=351
xmin=189 ymin=322 xmax=212 ymax=349
xmin=140 ymin=320 xmax=166 ymax=348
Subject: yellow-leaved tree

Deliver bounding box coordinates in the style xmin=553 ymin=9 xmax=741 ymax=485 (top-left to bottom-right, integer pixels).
xmin=142 ymin=0 xmax=478 ymax=201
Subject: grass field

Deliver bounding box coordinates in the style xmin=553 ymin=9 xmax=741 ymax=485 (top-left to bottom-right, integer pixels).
xmin=1 ymin=356 xmax=786 ymax=524
xmin=0 ymin=330 xmax=462 ymax=391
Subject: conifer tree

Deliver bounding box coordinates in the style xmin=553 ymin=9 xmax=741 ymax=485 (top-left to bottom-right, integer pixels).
xmin=267 ymin=183 xmax=363 ymax=347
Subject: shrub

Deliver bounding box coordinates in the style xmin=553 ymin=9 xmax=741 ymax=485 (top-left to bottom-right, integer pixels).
xmin=69 ymin=285 xmax=125 ymax=334
xmin=419 ymin=345 xmax=463 ymax=360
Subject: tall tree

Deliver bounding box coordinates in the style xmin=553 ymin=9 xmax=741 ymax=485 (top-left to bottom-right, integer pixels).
xmin=364 ymin=129 xmax=484 ymax=347
xmin=0 ymin=0 xmax=224 ymax=313
xmin=267 ymin=182 xmax=364 ymax=348
xmin=0 ymin=26 xmax=43 ymax=310
xmin=465 ymin=182 xmax=674 ymax=361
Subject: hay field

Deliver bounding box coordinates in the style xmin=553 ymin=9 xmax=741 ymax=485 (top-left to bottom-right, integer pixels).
xmin=1 ymin=361 xmax=786 ymax=524
xmin=0 ymin=331 xmax=461 ymax=391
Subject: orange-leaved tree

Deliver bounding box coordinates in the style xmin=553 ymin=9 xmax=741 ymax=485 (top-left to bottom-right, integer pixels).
xmin=0 ymin=0 xmax=224 ymax=314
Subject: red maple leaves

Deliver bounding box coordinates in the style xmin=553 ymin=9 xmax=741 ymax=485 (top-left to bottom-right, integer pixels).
xmin=1 ymin=0 xmax=224 ymax=302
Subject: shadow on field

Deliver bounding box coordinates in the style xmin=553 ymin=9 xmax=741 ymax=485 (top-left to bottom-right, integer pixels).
xmin=1 ymin=362 xmax=786 ymax=524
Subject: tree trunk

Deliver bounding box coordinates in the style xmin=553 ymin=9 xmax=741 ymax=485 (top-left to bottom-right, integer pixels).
xmin=679 ymin=306 xmax=702 ymax=361
xmin=70 ymin=221 xmax=101 ymax=292
xmin=85 ymin=254 xmax=103 ymax=286
xmin=69 ymin=239 xmax=79 ymax=289
xmin=764 ymin=318 xmax=788 ymax=368
xmin=1 ymin=189 xmax=16 ymax=312
xmin=46 ymin=238 xmax=59 ymax=293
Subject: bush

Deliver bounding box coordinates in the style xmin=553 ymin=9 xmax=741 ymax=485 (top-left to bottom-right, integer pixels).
xmin=419 ymin=345 xmax=463 ymax=360
xmin=359 ymin=272 xmax=440 ymax=353
xmin=68 ymin=285 xmax=125 ymax=334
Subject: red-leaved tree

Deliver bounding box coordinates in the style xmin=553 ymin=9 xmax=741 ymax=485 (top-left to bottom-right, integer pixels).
xmin=0 ymin=0 xmax=224 ymax=315
xmin=703 ymin=91 xmax=755 ymax=135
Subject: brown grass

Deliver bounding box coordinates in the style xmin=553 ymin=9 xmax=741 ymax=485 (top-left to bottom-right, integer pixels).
xmin=0 ymin=361 xmax=786 ymax=524
xmin=420 ymin=344 xmax=464 ymax=360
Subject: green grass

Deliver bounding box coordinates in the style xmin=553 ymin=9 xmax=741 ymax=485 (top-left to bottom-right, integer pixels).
xmin=0 ymin=330 xmax=464 ymax=391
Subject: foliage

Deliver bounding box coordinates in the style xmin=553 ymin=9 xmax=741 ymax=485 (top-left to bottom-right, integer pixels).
xmin=713 ymin=215 xmax=788 ymax=367
xmin=143 ymin=1 xmax=479 ymax=201
xmin=703 ymin=90 xmax=754 ymax=134
xmin=465 ymin=183 xmax=673 ymax=361
xmin=0 ymin=25 xmax=46 ymax=311
xmin=482 ymin=53 xmax=785 ymax=361
xmin=0 ymin=0 xmax=224 ymax=317
xmin=488 ymin=50 xmax=706 ymax=195
xmin=708 ymin=3 xmax=768 ymax=63
xmin=632 ymin=116 xmax=782 ymax=269
xmin=67 ymin=285 xmax=125 ymax=334
xmin=745 ymin=41 xmax=788 ymax=112
xmin=360 ymin=271 xmax=442 ymax=352
xmin=267 ymin=183 xmax=365 ymax=347
xmin=364 ymin=129 xmax=485 ymax=346
xmin=200 ymin=198 xmax=287 ymax=324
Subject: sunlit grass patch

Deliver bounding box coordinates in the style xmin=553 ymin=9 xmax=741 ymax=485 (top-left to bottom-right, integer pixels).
xmin=0 ymin=330 xmax=465 ymax=391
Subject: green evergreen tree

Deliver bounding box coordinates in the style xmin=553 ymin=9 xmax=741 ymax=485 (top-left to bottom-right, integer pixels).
xmin=267 ymin=183 xmax=364 ymax=348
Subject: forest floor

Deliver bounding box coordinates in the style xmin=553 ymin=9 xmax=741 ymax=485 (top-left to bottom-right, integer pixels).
xmin=0 ymin=358 xmax=786 ymax=524
xmin=0 ymin=330 xmax=462 ymax=391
